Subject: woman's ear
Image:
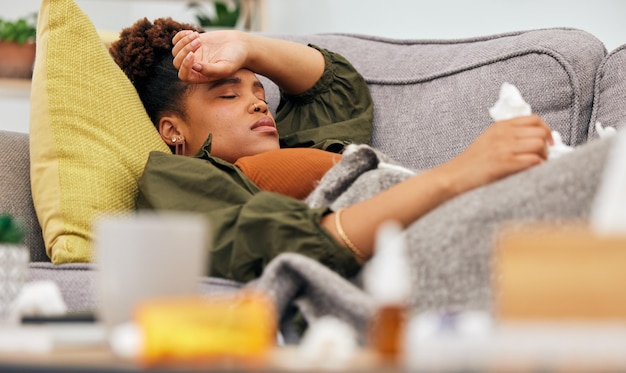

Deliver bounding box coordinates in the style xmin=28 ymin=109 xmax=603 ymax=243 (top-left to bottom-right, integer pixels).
xmin=159 ymin=117 xmax=182 ymax=147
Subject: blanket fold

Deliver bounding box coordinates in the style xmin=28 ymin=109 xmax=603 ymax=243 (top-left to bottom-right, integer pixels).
xmin=251 ymin=253 xmax=375 ymax=341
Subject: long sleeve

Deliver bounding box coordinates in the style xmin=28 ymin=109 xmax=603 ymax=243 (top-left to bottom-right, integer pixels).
xmin=136 ymin=152 xmax=360 ymax=282
xmin=276 ymin=46 xmax=374 ymax=152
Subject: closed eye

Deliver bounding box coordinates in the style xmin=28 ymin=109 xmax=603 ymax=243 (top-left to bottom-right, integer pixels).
xmin=220 ymin=95 xmax=237 ymax=99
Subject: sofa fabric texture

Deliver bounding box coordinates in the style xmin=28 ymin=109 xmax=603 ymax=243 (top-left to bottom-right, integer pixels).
xmin=2 ymin=26 xmax=625 ymax=314
xmin=263 ymin=29 xmax=607 ymax=170
xmin=0 ymin=131 xmax=46 ymax=262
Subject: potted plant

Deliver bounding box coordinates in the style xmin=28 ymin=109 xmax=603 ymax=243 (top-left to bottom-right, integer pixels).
xmin=188 ymin=1 xmax=242 ymax=29
xmin=0 ymin=13 xmax=37 ymax=79
xmin=0 ymin=213 xmax=28 ymax=321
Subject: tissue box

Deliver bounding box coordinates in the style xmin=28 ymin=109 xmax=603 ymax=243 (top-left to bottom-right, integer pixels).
xmin=494 ymin=224 xmax=626 ymax=320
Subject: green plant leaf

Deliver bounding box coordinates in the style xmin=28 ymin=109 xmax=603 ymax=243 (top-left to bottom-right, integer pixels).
xmin=0 ymin=214 xmax=26 ymax=244
xmin=0 ymin=215 xmax=11 ymax=232
xmin=0 ymin=14 xmax=37 ymax=44
xmin=189 ymin=1 xmax=240 ymax=28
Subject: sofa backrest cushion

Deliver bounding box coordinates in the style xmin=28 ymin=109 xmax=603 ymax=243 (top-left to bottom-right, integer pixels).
xmin=263 ymin=30 xmax=606 ymax=170
xmin=29 ymin=0 xmax=171 ymax=263
xmin=589 ymin=44 xmax=626 ymax=138
xmin=0 ymin=131 xmax=47 ymax=261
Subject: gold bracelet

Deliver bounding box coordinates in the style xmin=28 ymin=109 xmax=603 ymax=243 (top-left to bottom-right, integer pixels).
xmin=335 ymin=208 xmax=366 ymax=261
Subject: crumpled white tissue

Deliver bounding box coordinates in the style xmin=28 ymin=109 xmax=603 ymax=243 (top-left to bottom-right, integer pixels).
xmin=489 ymin=82 xmax=574 ymax=160
xmin=548 ymin=131 xmax=575 ymax=159
xmin=288 ymin=316 xmax=359 ymax=371
xmin=11 ymin=281 xmax=68 ymax=320
xmin=595 ymin=121 xmax=617 ymax=139
xmin=109 ymin=322 xmax=143 ymax=359
xmin=488 ymin=82 xmax=532 ymax=121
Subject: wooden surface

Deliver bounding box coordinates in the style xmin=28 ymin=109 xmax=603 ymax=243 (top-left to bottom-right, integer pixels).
xmin=495 ymin=224 xmax=626 ymax=320
xmin=0 ymin=343 xmax=390 ymax=373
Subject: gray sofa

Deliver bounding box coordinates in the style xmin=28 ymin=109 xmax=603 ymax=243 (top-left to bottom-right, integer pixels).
xmin=2 ymin=28 xmax=626 ymax=313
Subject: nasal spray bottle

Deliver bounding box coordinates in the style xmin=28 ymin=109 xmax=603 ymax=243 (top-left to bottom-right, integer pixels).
xmin=363 ymin=221 xmax=411 ymax=362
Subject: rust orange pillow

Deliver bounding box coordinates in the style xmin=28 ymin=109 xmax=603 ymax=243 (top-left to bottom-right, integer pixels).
xmin=234 ymin=148 xmax=341 ymax=200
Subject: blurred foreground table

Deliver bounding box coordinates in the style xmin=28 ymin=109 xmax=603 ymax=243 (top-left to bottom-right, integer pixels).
xmin=0 ymin=334 xmax=386 ymax=373
xmin=2 ymin=323 xmax=626 ymax=372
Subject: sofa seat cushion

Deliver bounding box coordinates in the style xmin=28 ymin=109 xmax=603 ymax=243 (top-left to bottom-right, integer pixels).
xmin=28 ymin=263 xmax=242 ymax=313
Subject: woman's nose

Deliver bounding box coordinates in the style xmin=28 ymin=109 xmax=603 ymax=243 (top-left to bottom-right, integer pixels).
xmin=250 ymin=100 xmax=268 ymax=114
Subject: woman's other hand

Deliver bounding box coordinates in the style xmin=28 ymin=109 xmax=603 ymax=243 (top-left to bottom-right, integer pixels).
xmin=321 ymin=114 xmax=553 ymax=261
xmin=442 ymin=114 xmax=554 ymax=194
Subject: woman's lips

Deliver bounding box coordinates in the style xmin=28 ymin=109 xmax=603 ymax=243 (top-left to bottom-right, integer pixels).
xmin=251 ymin=117 xmax=277 ymax=133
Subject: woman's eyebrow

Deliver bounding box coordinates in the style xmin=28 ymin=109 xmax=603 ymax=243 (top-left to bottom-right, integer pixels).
xmin=207 ymin=77 xmax=265 ymax=91
xmin=208 ymin=77 xmax=241 ymax=90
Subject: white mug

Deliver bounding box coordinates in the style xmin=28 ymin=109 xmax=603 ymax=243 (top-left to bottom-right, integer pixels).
xmin=94 ymin=212 xmax=209 ymax=329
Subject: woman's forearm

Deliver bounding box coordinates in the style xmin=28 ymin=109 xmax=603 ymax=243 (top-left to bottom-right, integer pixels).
xmin=321 ymin=164 xmax=462 ymax=262
xmin=243 ymin=33 xmax=325 ymax=95
xmin=322 ymin=114 xmax=554 ymax=262
xmin=172 ymin=30 xmax=325 ymax=95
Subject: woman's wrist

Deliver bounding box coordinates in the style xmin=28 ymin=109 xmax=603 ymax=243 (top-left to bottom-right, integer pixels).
xmin=240 ymin=31 xmax=259 ymax=71
xmin=427 ymin=163 xmax=469 ymax=199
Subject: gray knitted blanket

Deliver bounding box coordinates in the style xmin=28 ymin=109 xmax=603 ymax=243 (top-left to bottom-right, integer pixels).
xmin=251 ymin=136 xmax=613 ymax=340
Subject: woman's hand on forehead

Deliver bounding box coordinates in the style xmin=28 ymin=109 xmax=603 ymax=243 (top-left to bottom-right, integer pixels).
xmin=172 ymin=30 xmax=248 ymax=84
xmin=173 ymin=30 xmax=324 ymax=95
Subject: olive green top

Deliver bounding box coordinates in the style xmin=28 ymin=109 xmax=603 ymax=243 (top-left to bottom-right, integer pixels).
xmin=136 ymin=46 xmax=374 ymax=283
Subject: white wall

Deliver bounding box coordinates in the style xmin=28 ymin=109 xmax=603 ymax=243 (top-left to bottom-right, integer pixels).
xmin=3 ymin=0 xmax=625 ymax=51
xmin=264 ymin=0 xmax=626 ymax=52
xmin=1 ymin=0 xmax=196 ymax=32
xmin=3 ymin=0 xmax=626 ymax=133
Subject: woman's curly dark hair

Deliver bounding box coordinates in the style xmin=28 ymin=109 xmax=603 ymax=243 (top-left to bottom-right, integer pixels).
xmin=109 ymin=18 xmax=203 ymax=128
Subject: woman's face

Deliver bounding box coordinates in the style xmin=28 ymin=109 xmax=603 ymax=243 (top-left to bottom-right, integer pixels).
xmin=167 ymin=69 xmax=279 ymax=162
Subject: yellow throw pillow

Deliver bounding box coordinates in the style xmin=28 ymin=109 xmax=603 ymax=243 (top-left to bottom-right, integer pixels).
xmin=30 ymin=0 xmax=171 ymax=263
